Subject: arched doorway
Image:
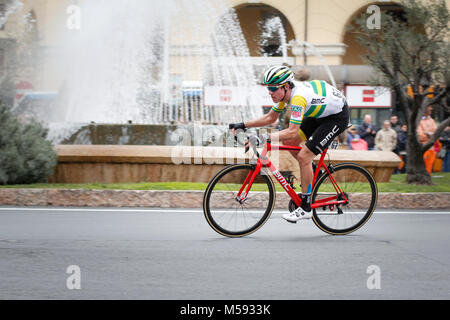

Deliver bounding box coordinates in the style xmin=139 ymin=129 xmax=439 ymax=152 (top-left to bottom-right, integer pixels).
xmin=341 ymin=2 xmax=407 ymax=129
xmin=342 ymin=2 xmax=405 ymax=65
xmin=234 ymin=3 xmax=295 ymax=58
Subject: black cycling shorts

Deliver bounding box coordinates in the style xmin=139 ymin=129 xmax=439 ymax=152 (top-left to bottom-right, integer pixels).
xmin=299 ymin=103 xmax=349 ymax=155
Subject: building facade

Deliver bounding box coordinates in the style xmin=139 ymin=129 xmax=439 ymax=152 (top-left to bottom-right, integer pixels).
xmin=0 ymin=0 xmax=448 ymax=126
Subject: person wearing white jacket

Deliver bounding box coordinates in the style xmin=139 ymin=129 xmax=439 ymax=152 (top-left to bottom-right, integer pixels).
xmin=375 ymin=120 xmax=397 ymax=152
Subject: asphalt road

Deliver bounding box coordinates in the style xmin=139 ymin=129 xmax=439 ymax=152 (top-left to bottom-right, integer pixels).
xmin=0 ymin=207 xmax=449 ymax=300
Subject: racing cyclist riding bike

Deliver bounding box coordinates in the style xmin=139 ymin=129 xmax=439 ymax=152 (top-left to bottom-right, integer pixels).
xmin=229 ymin=65 xmax=350 ymax=223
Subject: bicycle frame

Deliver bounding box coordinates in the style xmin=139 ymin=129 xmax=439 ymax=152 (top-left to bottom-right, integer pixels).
xmin=236 ymin=142 xmax=349 ymax=210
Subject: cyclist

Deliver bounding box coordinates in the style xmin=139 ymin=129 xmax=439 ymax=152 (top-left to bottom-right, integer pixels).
xmin=229 ymin=65 xmax=349 ymax=222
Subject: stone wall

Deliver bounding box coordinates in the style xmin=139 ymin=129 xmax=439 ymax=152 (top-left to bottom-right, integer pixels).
xmin=1 ymin=189 xmax=449 ymax=209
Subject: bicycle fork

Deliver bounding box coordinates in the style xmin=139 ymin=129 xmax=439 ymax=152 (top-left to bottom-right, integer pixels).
xmin=235 ymin=163 xmax=263 ymax=204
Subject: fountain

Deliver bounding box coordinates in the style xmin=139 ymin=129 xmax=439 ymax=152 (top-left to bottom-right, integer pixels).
xmin=259 ymin=16 xmax=288 ymax=63
xmin=9 ymin=0 xmax=266 ymax=146
xmin=0 ymin=0 xmax=36 ymax=106
xmin=0 ymin=0 xmax=23 ymax=29
xmin=288 ymin=40 xmax=337 ymax=88
xmin=1 ymin=1 xmax=400 ymax=185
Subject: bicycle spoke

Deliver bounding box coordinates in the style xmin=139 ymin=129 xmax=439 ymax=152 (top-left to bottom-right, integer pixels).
xmin=204 ymin=164 xmax=275 ymax=237
xmin=311 ymin=164 xmax=377 ymax=235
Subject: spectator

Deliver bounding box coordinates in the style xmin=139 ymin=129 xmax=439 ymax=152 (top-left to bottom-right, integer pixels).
xmin=348 ymin=126 xmax=368 ymax=150
xmin=417 ymin=105 xmax=437 ymax=174
xmin=347 ymin=126 xmax=358 ymax=147
xmin=390 ymin=116 xmax=401 ymax=173
xmin=439 ymin=126 xmax=450 ymax=172
xmin=294 ymin=67 xmax=312 ymax=81
xmin=375 ymin=120 xmax=397 ymax=151
xmin=358 ymin=114 xmax=377 ymax=150
xmin=389 ymin=115 xmax=402 ymax=134
xmin=337 ymin=129 xmax=348 ymax=147
xmin=396 ymin=124 xmax=408 ymax=173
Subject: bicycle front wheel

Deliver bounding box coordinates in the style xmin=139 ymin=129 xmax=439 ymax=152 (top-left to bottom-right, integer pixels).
xmin=311 ymin=163 xmax=378 ymax=235
xmin=203 ymin=164 xmax=275 ymax=237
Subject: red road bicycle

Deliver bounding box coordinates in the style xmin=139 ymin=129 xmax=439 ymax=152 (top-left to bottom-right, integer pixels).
xmin=203 ymin=135 xmax=378 ymax=237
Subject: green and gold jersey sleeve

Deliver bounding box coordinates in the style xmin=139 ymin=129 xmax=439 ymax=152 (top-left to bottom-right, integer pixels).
xmin=289 ymin=95 xmax=307 ymax=125
xmin=271 ymin=102 xmax=286 ymax=113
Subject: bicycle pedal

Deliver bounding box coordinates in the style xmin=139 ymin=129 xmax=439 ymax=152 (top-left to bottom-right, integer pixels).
xmin=286 ymin=220 xmax=297 ymax=224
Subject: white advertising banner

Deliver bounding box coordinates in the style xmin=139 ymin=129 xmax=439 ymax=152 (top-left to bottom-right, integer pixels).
xmin=345 ymin=85 xmax=392 ymax=108
xmin=204 ymin=86 xmax=274 ymax=106
xmin=251 ymin=86 xmax=275 ymax=106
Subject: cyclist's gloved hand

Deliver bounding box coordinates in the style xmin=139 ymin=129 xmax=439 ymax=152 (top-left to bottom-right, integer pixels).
xmin=229 ymin=122 xmax=247 ymax=132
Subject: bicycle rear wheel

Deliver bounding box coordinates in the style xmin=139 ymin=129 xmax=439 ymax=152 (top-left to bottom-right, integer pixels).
xmin=203 ymin=164 xmax=275 ymax=237
xmin=311 ymin=163 xmax=377 ymax=235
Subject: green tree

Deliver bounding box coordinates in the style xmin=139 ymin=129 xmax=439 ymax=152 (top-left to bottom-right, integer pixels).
xmin=352 ymin=0 xmax=449 ymax=184
xmin=0 ymin=102 xmax=57 ymax=184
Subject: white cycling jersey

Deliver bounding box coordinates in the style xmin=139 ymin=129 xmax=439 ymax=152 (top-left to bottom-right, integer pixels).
xmin=271 ymin=80 xmax=346 ymax=125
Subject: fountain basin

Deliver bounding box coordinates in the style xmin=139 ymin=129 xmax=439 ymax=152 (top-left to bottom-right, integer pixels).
xmin=48 ymin=145 xmax=400 ymax=184
xmin=57 ymin=123 xmax=193 ymax=145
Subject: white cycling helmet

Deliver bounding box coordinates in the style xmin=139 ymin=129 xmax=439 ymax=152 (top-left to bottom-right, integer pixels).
xmin=262 ymin=65 xmax=294 ymax=85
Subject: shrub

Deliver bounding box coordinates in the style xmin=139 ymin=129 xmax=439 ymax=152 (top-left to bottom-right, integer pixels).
xmin=0 ymin=102 xmax=57 ymax=184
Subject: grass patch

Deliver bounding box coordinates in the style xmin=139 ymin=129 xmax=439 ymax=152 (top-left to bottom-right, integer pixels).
xmin=0 ymin=182 xmax=208 ymax=191
xmin=1 ymin=173 xmax=449 ymax=193
xmin=376 ymin=172 xmax=450 ymax=193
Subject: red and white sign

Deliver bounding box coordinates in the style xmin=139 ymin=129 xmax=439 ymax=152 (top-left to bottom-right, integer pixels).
xmin=345 ymin=85 xmax=391 ymax=108
xmin=219 ymin=89 xmax=232 ymax=103
xmin=15 ymin=81 xmax=33 ymax=102
xmin=204 ymin=86 xmax=243 ymax=106
xmin=204 ymin=86 xmax=274 ymax=106
xmin=362 ymin=89 xmax=375 ymax=102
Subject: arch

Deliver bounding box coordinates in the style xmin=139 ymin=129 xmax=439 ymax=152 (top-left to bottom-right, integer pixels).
xmin=233 ymin=2 xmax=296 ymax=57
xmin=341 ymin=1 xmax=405 ymax=65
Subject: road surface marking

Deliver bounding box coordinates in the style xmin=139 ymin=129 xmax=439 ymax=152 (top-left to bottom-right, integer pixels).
xmin=0 ymin=207 xmax=449 ymax=214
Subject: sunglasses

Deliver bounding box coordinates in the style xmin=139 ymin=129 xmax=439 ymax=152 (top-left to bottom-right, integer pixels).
xmin=267 ymin=86 xmax=282 ymax=92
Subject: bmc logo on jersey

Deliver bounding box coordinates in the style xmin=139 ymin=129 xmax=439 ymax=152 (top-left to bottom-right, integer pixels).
xmin=311 ymin=98 xmax=325 ymax=105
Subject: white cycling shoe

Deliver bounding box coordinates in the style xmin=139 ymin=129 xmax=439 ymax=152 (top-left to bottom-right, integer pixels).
xmin=282 ymin=206 xmax=313 ymax=223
